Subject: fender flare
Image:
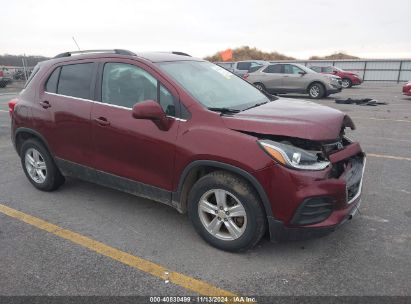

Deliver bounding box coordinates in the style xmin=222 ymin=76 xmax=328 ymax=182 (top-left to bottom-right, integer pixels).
xmin=173 ymin=160 xmax=274 ymax=217
xmin=14 ymin=127 xmax=53 ymax=156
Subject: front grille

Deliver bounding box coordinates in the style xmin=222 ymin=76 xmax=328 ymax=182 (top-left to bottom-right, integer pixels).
xmin=345 ymin=156 xmax=364 ymax=203
xmin=291 ymin=197 xmax=334 ymax=225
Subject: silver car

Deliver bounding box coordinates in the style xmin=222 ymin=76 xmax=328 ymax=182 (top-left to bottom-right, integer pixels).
xmin=245 ymin=63 xmax=342 ymax=99
xmin=216 ymin=60 xmax=270 ymax=77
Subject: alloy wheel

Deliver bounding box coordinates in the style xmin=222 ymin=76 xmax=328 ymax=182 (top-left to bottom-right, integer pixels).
xmin=25 ymin=148 xmax=47 ymax=184
xmin=342 ymin=79 xmax=350 ymax=88
xmin=198 ymin=189 xmax=247 ymax=241
xmin=255 ymin=84 xmax=264 ymax=91
xmin=310 ymin=85 xmax=320 ymax=98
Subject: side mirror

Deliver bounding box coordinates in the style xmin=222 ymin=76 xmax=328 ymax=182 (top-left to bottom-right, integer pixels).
xmin=132 ymin=100 xmax=173 ymax=130
xmin=333 ymin=70 xmax=338 ymax=74
xmin=298 ymin=71 xmax=306 ymax=76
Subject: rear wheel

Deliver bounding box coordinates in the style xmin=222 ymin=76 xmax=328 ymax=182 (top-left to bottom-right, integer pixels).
xmin=342 ymin=78 xmax=352 ymax=88
xmin=254 ymin=82 xmax=266 ymax=92
xmin=21 ymin=139 xmax=65 ymax=191
xmin=188 ymin=171 xmax=266 ymax=252
xmin=308 ymin=83 xmax=325 ymax=99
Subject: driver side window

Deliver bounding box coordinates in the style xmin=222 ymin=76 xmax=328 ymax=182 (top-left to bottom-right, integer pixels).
xmin=102 ymin=63 xmax=176 ymax=116
xmin=284 ymin=64 xmax=304 ymax=74
xmin=102 ymin=63 xmax=157 ymax=108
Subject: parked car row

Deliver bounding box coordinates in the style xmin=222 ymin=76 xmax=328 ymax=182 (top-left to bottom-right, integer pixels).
xmin=0 ymin=67 xmax=13 ymax=88
xmin=216 ymin=60 xmax=368 ymax=99
xmin=244 ymin=63 xmax=343 ymax=99
xmin=309 ymin=66 xmax=363 ymax=88
xmin=215 ymin=60 xmax=270 ymax=77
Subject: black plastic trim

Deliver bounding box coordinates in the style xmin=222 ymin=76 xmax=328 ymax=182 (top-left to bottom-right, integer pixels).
xmin=14 ymin=127 xmax=53 ymax=156
xmin=269 ymin=202 xmax=360 ymax=242
xmin=55 ymin=158 xmax=173 ymax=208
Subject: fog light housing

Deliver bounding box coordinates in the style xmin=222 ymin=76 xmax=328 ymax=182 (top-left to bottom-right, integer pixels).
xmin=291 ymin=197 xmax=334 ymax=225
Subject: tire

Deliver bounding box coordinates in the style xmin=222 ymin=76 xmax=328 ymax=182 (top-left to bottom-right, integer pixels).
xmin=188 ymin=171 xmax=266 ymax=252
xmin=254 ymin=82 xmax=266 ymax=92
xmin=308 ymin=82 xmax=325 ymax=99
xmin=342 ymin=78 xmax=352 ymax=88
xmin=20 ymin=138 xmax=65 ymax=191
xmin=0 ymin=81 xmax=6 ymax=88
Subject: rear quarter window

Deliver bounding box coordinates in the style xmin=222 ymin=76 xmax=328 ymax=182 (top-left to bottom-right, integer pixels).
xmin=24 ymin=64 xmax=41 ymax=88
xmin=45 ymin=67 xmax=61 ymax=93
xmin=57 ymin=63 xmax=95 ymax=99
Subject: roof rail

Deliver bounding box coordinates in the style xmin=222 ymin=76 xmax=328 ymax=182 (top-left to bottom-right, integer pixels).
xmin=54 ymin=49 xmax=137 ymax=58
xmin=171 ymin=51 xmax=191 ymax=57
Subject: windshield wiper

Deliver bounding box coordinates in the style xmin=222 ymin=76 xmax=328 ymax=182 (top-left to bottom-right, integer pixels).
xmin=243 ymin=101 xmax=269 ymax=111
xmin=207 ymin=107 xmax=241 ymax=115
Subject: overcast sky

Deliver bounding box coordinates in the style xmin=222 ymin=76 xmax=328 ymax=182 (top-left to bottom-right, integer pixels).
xmin=1 ymin=0 xmax=410 ymax=59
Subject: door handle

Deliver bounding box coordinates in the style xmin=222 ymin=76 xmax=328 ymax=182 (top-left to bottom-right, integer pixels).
xmin=40 ymin=100 xmax=51 ymax=109
xmin=94 ymin=117 xmax=110 ymax=126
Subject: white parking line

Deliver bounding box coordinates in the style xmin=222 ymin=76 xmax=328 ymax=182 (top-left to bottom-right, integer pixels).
xmin=0 ymin=109 xmax=9 ymax=113
xmin=350 ymin=117 xmax=411 ymax=123
xmin=368 ymin=153 xmax=411 ymax=161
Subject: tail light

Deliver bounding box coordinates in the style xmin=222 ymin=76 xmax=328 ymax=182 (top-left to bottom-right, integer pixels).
xmin=0 ymin=71 xmax=4 ymax=77
xmin=8 ymin=98 xmax=18 ymax=116
xmin=243 ymin=73 xmax=249 ymax=79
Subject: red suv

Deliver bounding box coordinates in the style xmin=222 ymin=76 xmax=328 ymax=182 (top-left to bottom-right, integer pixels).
xmin=310 ymin=66 xmax=363 ymax=88
xmin=9 ymin=49 xmax=366 ymax=252
xmin=403 ymin=81 xmax=411 ymax=96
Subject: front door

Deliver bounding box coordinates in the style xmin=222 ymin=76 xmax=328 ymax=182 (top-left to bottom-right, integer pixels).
xmin=281 ymin=64 xmax=307 ymax=92
xmin=90 ymin=61 xmax=180 ymax=192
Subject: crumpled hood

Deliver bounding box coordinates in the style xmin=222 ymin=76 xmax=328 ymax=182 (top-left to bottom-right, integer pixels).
xmin=222 ymin=98 xmax=355 ymax=141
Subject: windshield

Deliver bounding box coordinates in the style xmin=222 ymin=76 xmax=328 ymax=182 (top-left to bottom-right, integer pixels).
xmin=157 ymin=61 xmax=269 ymax=110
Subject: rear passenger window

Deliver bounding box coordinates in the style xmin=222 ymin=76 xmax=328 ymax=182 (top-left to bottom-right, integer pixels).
xmin=237 ymin=62 xmax=251 ymax=70
xmin=45 ymin=67 xmax=60 ymax=93
xmin=57 ymin=63 xmax=94 ymax=99
xmin=263 ymin=64 xmax=282 ymax=73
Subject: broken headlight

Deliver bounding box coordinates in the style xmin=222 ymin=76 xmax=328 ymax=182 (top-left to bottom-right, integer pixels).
xmin=258 ymin=139 xmax=330 ymax=171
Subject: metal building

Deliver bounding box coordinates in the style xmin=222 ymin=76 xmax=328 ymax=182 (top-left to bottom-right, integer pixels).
xmin=270 ymin=59 xmax=411 ymax=82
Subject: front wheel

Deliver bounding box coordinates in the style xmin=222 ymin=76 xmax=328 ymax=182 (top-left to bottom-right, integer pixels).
xmin=308 ymin=83 xmax=325 ymax=99
xmin=342 ymin=78 xmax=352 ymax=88
xmin=188 ymin=171 xmax=266 ymax=252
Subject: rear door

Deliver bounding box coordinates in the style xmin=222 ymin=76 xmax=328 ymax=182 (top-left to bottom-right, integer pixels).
xmin=37 ymin=61 xmax=97 ymax=167
xmin=90 ymin=59 xmax=180 ymax=191
xmin=281 ymin=64 xmax=307 ymax=92
xmin=260 ymin=64 xmax=284 ymax=91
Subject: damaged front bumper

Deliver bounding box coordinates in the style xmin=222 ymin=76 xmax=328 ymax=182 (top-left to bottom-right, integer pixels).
xmin=258 ymin=142 xmax=366 ymax=242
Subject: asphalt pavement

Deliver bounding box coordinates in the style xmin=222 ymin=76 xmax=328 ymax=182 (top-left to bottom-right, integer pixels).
xmin=0 ymin=82 xmax=410 ymax=297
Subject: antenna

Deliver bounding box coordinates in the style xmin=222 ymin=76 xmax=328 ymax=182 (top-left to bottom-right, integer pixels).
xmin=72 ymin=37 xmax=81 ymax=51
